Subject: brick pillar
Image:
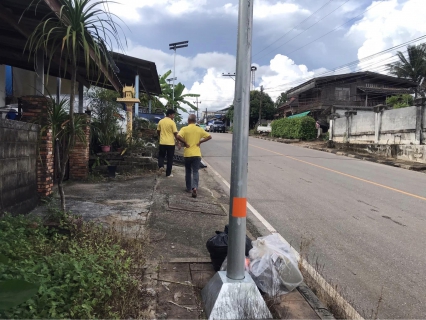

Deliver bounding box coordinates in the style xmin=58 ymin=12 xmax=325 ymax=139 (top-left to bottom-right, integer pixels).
xmin=37 ymin=129 xmax=54 ymax=196
xmin=69 ymin=113 xmax=90 ymax=180
xmin=20 ymin=96 xmax=54 ymax=197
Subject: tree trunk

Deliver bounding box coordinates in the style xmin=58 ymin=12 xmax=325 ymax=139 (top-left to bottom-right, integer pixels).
xmin=69 ymin=62 xmax=77 ymax=143
xmin=55 ymin=139 xmax=66 ymax=211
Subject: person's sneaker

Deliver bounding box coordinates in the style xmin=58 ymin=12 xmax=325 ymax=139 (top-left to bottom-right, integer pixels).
xmin=192 ymin=188 xmax=197 ymax=198
xmin=166 ymin=174 xmax=174 ymax=178
xmin=158 ymin=167 xmax=165 ymax=174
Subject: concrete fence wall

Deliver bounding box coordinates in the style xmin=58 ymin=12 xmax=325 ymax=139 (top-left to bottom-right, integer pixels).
xmin=332 ymin=105 xmax=425 ymax=145
xmin=330 ymin=101 xmax=426 ymax=163
xmin=0 ymin=118 xmax=39 ymax=214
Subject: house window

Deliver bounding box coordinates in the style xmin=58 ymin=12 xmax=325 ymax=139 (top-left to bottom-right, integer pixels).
xmin=335 ymin=87 xmax=350 ymax=101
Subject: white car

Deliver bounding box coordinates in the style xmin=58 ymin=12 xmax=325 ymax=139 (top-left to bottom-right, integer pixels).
xmin=257 ymin=123 xmax=272 ymax=134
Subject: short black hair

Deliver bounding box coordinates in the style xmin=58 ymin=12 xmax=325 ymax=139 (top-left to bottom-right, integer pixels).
xmin=166 ymin=109 xmax=176 ymax=116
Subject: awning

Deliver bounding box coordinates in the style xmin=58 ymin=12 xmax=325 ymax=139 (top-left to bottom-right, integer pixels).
xmin=357 ymin=87 xmax=413 ymax=95
xmin=0 ymin=0 xmax=161 ymax=95
xmin=287 ymin=111 xmax=310 ymax=119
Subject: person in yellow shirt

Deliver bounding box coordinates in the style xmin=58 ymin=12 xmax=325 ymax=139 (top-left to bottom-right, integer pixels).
xmin=157 ymin=109 xmax=179 ymax=177
xmin=176 ymin=114 xmax=212 ymax=198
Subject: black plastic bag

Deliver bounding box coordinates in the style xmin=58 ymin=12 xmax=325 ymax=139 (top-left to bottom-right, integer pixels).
xmin=206 ymin=225 xmax=253 ymax=271
xmin=224 ymin=224 xmax=253 ymax=256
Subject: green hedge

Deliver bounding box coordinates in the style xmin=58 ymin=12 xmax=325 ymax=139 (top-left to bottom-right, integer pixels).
xmin=271 ymin=116 xmax=316 ymax=140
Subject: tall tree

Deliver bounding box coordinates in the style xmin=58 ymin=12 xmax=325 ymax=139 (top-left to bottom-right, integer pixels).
xmin=226 ymin=91 xmax=276 ymax=128
xmin=249 ymin=90 xmax=275 ymax=128
xmin=275 ymin=92 xmax=288 ymax=107
xmin=27 ymin=0 xmax=124 ymax=210
xmin=159 ymin=70 xmax=199 ymax=121
xmin=387 ymin=44 xmax=426 ymax=98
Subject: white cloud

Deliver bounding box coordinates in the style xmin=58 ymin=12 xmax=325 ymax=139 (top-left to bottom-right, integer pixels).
xmin=347 ymin=0 xmax=426 ymax=72
xmin=254 ymin=0 xmax=304 ymax=19
xmin=257 ymin=55 xmax=327 ymax=98
xmin=125 ymin=42 xmax=322 ymax=110
xmin=112 ymin=0 xmax=426 ymax=112
xmin=109 ymin=0 xmax=208 ymax=23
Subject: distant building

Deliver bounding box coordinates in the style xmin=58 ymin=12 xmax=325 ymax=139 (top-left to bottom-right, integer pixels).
xmin=276 ymin=71 xmax=416 ymax=120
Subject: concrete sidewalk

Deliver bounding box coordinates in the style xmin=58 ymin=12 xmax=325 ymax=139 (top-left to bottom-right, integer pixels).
xmin=145 ymin=165 xmax=327 ymax=319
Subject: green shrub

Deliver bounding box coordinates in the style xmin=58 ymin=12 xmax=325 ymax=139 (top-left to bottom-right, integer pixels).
xmin=0 ymin=214 xmax=146 ymax=319
xmin=271 ymin=116 xmax=316 ymax=140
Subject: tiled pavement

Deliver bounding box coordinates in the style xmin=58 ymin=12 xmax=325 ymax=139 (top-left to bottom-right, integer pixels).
xmin=145 ymin=166 xmax=329 ymax=319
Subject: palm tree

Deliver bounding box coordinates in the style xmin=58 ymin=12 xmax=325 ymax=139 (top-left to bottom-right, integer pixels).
xmin=387 ymin=44 xmax=426 ymax=98
xmin=159 ymin=70 xmax=200 ymax=119
xmin=26 ymin=0 xmax=125 ymax=210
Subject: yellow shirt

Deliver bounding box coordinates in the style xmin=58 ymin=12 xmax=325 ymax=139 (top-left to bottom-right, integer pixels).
xmin=178 ymin=124 xmax=211 ymax=157
xmin=157 ymin=117 xmax=178 ymax=145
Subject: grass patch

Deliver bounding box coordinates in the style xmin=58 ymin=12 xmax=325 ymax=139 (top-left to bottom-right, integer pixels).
xmin=0 ymin=211 xmax=149 ymax=319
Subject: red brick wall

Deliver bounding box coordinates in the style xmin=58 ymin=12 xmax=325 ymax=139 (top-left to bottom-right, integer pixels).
xmin=20 ymin=96 xmax=54 ymax=197
xmin=69 ymin=113 xmax=90 ymax=180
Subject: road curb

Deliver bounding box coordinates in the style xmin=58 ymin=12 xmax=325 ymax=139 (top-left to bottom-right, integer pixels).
xmin=297 ymin=283 xmax=335 ymax=320
xmin=202 ymin=158 xmax=360 ymax=320
xmin=252 ymin=136 xmax=426 ymax=172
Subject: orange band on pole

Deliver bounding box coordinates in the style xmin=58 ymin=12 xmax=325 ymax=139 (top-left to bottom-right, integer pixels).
xmin=232 ymin=197 xmax=247 ymax=218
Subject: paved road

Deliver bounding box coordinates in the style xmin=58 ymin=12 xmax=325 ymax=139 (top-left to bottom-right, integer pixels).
xmin=201 ymin=133 xmax=426 ymax=319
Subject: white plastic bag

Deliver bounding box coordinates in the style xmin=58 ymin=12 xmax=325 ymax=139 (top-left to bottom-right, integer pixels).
xmin=249 ymin=234 xmax=303 ymax=296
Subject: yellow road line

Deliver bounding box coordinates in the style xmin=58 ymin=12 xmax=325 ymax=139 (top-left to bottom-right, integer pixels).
xmin=250 ymin=144 xmax=426 ymax=202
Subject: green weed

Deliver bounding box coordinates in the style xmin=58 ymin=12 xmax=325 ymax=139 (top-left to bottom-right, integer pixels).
xmin=0 ymin=213 xmax=148 ymax=319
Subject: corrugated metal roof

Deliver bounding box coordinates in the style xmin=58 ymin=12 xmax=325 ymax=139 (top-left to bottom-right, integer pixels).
xmin=287 ymin=111 xmax=310 ymax=119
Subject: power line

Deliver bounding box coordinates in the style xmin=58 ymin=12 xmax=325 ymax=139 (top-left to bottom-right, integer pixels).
xmin=255 ymin=0 xmax=352 ymax=61
xmin=263 ymin=35 xmax=426 ymax=92
xmin=253 ymin=0 xmax=336 ymax=58
xmin=255 ymin=0 xmax=384 ymax=63
xmin=281 ymin=0 xmax=385 ymax=58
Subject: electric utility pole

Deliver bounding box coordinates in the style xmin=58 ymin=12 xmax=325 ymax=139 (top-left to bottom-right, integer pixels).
xmin=258 ymin=85 xmax=264 ymax=125
xmin=202 ymin=1 xmax=271 ymax=318
xmin=222 ymin=72 xmax=236 ymax=81
xmin=193 ymin=97 xmax=201 ymax=123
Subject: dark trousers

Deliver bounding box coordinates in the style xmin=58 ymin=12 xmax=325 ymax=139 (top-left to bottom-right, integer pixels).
xmin=158 ymin=145 xmax=175 ymax=176
xmin=184 ymin=156 xmax=201 ymax=190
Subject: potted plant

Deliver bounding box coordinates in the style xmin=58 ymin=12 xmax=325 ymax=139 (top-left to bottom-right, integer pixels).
xmin=114 ymin=132 xmax=127 ymax=153
xmin=98 ymin=131 xmax=114 ymax=152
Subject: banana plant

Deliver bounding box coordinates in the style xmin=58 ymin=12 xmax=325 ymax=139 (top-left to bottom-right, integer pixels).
xmin=159 ymin=70 xmax=200 ymax=115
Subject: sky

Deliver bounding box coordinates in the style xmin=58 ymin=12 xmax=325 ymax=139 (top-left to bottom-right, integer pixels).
xmin=109 ymin=0 xmax=426 ymax=112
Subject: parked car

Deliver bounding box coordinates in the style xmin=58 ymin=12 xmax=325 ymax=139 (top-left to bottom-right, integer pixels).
xmin=206 ymin=122 xmax=213 ymax=132
xmin=257 ymin=123 xmax=272 ymax=134
xmin=210 ymin=120 xmax=226 ymax=133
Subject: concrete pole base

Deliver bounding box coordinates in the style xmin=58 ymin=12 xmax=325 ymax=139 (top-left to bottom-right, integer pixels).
xmin=201 ymin=271 xmax=272 ymax=320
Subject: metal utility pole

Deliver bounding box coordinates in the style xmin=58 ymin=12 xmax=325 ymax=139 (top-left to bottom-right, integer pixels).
xmin=193 ymin=97 xmax=201 ymax=122
xmin=251 ymin=66 xmax=257 ymax=90
xmin=202 ymin=1 xmax=271 ymax=318
xmin=222 ymin=72 xmax=236 ymax=81
xmin=169 ymin=41 xmax=188 ymax=105
xmin=135 ymin=74 xmax=139 ymax=118
xmin=227 ymin=1 xmax=251 ymax=282
xmin=224 ymin=66 xmax=257 ymax=86
xmin=258 ymin=85 xmax=263 ymax=125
